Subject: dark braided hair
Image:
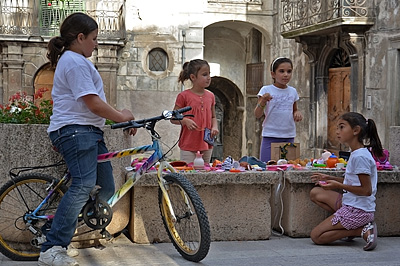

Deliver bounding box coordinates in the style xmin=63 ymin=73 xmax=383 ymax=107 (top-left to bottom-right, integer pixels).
xmin=340 ymin=112 xmax=384 ymax=158
xmin=178 ymin=59 xmax=209 ymax=83
xmin=47 ymin=12 xmax=98 ymax=68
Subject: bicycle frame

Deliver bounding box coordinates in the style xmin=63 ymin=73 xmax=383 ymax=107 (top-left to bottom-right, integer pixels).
xmin=1 ymin=107 xmax=211 ymax=262
xmin=25 ymin=134 xmax=179 ymax=224
xmin=98 ymin=138 xmax=179 ymax=222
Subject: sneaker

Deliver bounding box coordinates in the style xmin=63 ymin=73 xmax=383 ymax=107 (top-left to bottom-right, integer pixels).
xmin=66 ymin=244 xmax=79 ymax=257
xmin=38 ymin=246 xmax=79 ymax=266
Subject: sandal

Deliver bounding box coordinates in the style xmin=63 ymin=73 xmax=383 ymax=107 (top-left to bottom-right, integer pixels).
xmin=361 ymin=221 xmax=377 ymax=251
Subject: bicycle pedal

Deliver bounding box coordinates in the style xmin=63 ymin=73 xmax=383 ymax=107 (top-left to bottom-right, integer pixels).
xmin=89 ymin=185 xmax=102 ymax=198
xmin=100 ymin=229 xmax=112 ymax=239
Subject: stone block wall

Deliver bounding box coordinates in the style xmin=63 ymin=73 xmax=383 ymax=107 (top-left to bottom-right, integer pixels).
xmin=128 ymin=171 xmax=279 ymax=243
xmin=273 ymin=170 xmax=400 ymax=237
xmin=389 ymin=126 xmax=400 ymax=167
xmin=0 ymin=124 xmax=133 ymax=244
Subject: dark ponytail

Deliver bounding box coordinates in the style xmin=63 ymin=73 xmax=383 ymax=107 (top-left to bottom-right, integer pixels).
xmin=366 ymin=118 xmax=384 ymax=158
xmin=340 ymin=112 xmax=383 ymax=158
xmin=47 ymin=36 xmax=66 ymax=68
xmin=47 ymin=12 xmax=98 ymax=68
xmin=178 ymin=61 xmax=191 ymax=83
xmin=178 ymin=59 xmax=209 ymax=83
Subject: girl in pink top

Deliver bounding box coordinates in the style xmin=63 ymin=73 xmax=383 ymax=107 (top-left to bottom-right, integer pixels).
xmin=172 ymin=59 xmax=219 ymax=163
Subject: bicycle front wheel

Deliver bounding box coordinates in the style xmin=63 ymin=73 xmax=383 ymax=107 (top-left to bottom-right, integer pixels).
xmin=158 ymin=173 xmax=210 ymax=262
xmin=0 ymin=173 xmax=65 ymax=261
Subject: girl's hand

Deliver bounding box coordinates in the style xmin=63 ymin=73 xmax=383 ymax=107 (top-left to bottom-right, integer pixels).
xmin=211 ymin=127 xmax=219 ymax=138
xmin=125 ymin=128 xmax=137 ymax=136
xmin=319 ymin=180 xmax=341 ymax=190
xmin=182 ymin=118 xmax=198 ymax=131
xmin=120 ymin=109 xmax=136 ymax=136
xmin=121 ymin=109 xmax=135 ymax=121
xmin=311 ymin=173 xmax=328 ymax=184
xmin=293 ymin=110 xmax=303 ymax=122
xmin=260 ymin=93 xmax=273 ymax=105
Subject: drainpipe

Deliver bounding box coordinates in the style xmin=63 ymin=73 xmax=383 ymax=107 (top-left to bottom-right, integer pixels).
xmin=181 ymin=30 xmax=186 ymax=91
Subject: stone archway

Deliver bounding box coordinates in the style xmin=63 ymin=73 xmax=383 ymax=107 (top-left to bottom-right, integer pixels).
xmin=208 ymin=77 xmax=244 ymax=160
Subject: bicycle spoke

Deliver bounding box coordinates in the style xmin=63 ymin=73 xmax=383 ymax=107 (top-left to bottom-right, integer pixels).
xmin=0 ymin=174 xmax=65 ymax=261
xmin=159 ymin=173 xmax=210 ymax=262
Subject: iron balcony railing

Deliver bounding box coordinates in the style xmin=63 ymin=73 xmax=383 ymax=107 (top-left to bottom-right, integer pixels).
xmin=208 ymin=0 xmax=262 ymax=3
xmin=0 ymin=0 xmax=125 ymax=41
xmin=281 ymin=0 xmax=374 ymax=37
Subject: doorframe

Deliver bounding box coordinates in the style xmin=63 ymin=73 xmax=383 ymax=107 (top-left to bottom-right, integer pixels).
xmin=297 ymin=31 xmax=366 ymax=155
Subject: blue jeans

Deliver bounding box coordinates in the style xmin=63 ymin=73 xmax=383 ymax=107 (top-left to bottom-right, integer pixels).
xmin=260 ymin=136 xmax=294 ymax=162
xmin=41 ymin=125 xmax=115 ymax=251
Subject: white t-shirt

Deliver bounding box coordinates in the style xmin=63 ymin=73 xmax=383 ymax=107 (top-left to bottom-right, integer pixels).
xmin=257 ymin=84 xmax=299 ymax=138
xmin=47 ymin=50 xmax=106 ymax=133
xmin=342 ymin=148 xmax=377 ymax=212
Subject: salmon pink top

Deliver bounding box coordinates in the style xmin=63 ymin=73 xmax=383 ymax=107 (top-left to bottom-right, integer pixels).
xmin=175 ymin=89 xmax=215 ymax=151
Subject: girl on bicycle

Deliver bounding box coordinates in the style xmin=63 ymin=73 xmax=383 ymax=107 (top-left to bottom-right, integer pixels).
xmin=39 ymin=13 xmax=136 ymax=266
xmin=171 ymin=59 xmax=219 ymax=164
xmin=310 ymin=112 xmax=382 ymax=251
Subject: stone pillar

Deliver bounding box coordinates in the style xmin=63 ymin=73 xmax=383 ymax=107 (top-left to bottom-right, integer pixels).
xmin=342 ymin=32 xmax=366 ymax=112
xmin=1 ymin=42 xmax=24 ymax=104
xmin=297 ymin=36 xmax=320 ymax=157
xmin=389 ymin=126 xmax=400 ymax=166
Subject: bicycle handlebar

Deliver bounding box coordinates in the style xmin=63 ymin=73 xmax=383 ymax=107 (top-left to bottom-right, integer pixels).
xmin=110 ymin=106 xmax=192 ymax=129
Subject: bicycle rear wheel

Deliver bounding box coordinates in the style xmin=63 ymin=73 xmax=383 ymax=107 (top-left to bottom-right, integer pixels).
xmin=158 ymin=173 xmax=210 ymax=262
xmin=0 ymin=173 xmax=65 ymax=261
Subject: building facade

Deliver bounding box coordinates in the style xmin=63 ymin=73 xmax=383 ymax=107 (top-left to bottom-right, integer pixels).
xmin=1 ymin=0 xmax=398 ymax=161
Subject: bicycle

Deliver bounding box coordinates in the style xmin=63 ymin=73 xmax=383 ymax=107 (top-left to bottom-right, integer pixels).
xmin=0 ymin=106 xmax=211 ymax=262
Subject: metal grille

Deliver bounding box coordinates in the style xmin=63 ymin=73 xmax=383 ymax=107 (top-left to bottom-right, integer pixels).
xmin=39 ymin=0 xmax=85 ymax=36
xmin=86 ymin=1 xmax=124 ymax=38
xmin=0 ymin=0 xmax=125 ymax=39
xmin=0 ymin=0 xmax=35 ymax=34
xmin=149 ymin=49 xmax=167 ymax=72
xmin=281 ymin=0 xmax=372 ymax=33
xmin=208 ymin=0 xmax=262 ymax=4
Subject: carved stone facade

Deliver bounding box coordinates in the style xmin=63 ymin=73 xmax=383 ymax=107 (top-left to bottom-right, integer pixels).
xmin=1 ymin=0 xmax=398 ymax=160
xmin=279 ymin=0 xmax=400 ymax=156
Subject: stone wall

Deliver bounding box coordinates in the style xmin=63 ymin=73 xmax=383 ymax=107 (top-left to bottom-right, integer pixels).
xmin=0 ymin=124 xmax=133 ymax=242
xmin=273 ymin=170 xmax=400 ymax=237
xmin=389 ymin=126 xmax=400 ymax=167
xmin=129 ymin=171 xmax=280 ymax=243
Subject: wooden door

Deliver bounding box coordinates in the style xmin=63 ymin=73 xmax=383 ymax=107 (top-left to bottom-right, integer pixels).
xmin=327 ymin=67 xmax=351 ymax=152
xmin=33 ymin=62 xmax=54 ymax=104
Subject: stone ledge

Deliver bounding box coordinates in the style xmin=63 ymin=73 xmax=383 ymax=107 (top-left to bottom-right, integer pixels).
xmin=136 ymin=171 xmax=280 ymax=186
xmin=129 ymin=171 xmax=279 ymax=243
xmin=272 ymin=170 xmax=400 ymax=237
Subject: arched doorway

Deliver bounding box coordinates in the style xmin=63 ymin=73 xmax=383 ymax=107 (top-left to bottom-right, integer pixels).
xmin=208 ymin=77 xmax=244 ymax=160
xmin=33 ymin=62 xmax=54 ymax=105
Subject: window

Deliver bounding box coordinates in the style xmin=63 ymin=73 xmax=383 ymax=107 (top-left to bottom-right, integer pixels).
xmin=40 ymin=0 xmax=85 ymax=36
xmin=148 ymin=48 xmax=167 ymax=72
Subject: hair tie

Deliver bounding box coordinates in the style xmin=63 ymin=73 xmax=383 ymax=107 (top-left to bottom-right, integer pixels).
xmin=271 ymin=57 xmax=285 ymax=71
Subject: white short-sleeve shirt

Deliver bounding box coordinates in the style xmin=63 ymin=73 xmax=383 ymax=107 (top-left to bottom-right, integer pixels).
xmin=257 ymin=84 xmax=299 ymax=138
xmin=342 ymin=148 xmax=378 ymax=212
xmin=47 ymin=50 xmax=106 ymax=133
